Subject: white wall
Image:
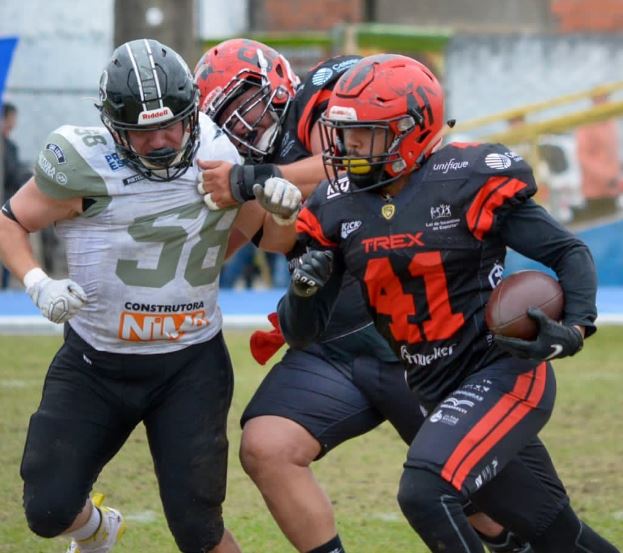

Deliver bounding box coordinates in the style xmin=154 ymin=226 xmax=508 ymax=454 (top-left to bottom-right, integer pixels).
xmin=198 ymin=0 xmax=247 ymax=40
xmin=0 ymin=0 xmax=114 ymax=163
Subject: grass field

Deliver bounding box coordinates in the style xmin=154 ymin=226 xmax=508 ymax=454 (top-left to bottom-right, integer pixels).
xmin=0 ymin=328 xmax=622 ymax=552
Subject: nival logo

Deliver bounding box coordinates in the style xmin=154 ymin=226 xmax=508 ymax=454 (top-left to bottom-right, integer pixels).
xmin=138 ymin=107 xmax=173 ymax=124
xmin=118 ymin=310 xmax=208 ymax=341
xmin=341 ymin=220 xmax=362 ymax=239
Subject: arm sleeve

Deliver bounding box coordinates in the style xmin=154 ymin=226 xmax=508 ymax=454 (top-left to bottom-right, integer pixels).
xmin=500 ymin=199 xmax=597 ymax=337
xmin=277 ymin=254 xmax=344 ymax=349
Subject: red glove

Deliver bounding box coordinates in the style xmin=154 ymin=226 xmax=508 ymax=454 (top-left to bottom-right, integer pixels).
xmin=249 ymin=312 xmax=286 ymax=365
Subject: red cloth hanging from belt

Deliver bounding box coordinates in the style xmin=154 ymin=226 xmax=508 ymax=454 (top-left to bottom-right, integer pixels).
xmin=249 ymin=312 xmax=286 ymax=365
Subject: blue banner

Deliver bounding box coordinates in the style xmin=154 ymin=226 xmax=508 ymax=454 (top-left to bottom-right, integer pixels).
xmin=0 ymin=36 xmax=18 ymax=105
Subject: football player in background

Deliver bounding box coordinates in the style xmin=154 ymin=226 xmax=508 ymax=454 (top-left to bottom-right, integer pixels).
xmin=278 ymin=53 xmax=619 ymax=553
xmin=195 ymin=39 xmax=534 ymax=553
xmin=0 ymin=39 xmax=300 ymax=553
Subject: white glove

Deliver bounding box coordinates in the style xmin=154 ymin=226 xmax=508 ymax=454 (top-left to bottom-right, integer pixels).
xmin=253 ymin=177 xmax=302 ymax=226
xmin=24 ymin=268 xmax=87 ymax=323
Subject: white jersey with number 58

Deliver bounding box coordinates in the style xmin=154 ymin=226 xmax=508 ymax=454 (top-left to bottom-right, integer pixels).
xmin=34 ymin=113 xmax=240 ymax=354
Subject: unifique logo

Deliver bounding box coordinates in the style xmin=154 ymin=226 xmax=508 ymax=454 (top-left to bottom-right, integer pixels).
xmin=432 ymin=158 xmax=469 ymax=174
xmin=341 ymin=220 xmax=362 ymax=239
xmin=381 ymin=204 xmax=395 ymax=220
xmin=312 ymin=67 xmax=333 ymax=86
xmin=55 ymin=172 xmax=68 ymax=185
xmin=485 ymin=152 xmax=512 ymax=170
xmin=430 ymin=203 xmax=451 ymax=220
xmin=46 ymin=143 xmax=66 ymax=164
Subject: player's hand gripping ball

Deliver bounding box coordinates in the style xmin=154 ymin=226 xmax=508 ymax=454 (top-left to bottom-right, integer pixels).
xmin=485 ymin=270 xmax=564 ymax=340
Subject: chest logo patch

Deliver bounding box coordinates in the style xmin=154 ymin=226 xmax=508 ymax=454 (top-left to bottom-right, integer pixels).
xmin=381 ymin=204 xmax=396 ymax=220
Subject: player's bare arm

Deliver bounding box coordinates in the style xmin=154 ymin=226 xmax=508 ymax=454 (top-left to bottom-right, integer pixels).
xmin=0 ymin=177 xmax=81 ymax=280
xmin=232 ymin=200 xmax=297 ymax=254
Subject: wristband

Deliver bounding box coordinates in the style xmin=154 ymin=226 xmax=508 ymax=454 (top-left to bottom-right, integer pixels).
xmin=23 ymin=267 xmax=48 ymax=289
xmin=229 ymin=164 xmax=284 ymax=203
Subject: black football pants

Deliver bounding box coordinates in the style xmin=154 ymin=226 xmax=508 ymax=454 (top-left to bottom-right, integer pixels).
xmin=20 ymin=324 xmax=234 ymax=553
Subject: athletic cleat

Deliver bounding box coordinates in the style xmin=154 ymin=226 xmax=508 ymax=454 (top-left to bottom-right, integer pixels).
xmin=66 ymin=493 xmax=126 ymax=553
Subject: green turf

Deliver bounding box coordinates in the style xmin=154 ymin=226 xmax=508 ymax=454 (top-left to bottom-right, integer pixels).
xmin=0 ymin=328 xmax=621 ymax=551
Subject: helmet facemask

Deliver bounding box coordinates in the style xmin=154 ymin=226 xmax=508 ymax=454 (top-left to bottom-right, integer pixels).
xmin=97 ymin=39 xmax=201 ymax=182
xmin=207 ymin=72 xmax=290 ymax=163
xmin=102 ymin=98 xmax=200 ymax=182
xmin=320 ymin=114 xmax=419 ymax=192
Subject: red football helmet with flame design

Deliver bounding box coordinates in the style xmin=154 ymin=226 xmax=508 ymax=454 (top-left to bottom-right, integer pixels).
xmin=194 ymin=38 xmax=299 ymax=162
xmin=320 ymin=54 xmax=445 ymax=191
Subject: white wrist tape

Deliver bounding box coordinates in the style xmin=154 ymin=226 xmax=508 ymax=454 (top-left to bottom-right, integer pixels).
xmin=23 ymin=267 xmax=48 ymax=289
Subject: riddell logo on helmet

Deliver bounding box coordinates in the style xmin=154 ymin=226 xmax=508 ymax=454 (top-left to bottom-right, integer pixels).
xmin=138 ymin=107 xmax=174 ymax=124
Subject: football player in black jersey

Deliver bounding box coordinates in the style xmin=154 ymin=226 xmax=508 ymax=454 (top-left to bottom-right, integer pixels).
xmin=195 ymin=41 xmax=535 ymax=553
xmin=278 ymin=54 xmax=619 ymax=553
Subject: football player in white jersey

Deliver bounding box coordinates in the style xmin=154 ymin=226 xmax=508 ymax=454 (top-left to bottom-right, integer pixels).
xmin=0 ymin=39 xmax=300 ymax=553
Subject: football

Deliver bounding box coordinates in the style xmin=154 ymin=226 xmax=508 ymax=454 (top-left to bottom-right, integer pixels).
xmin=485 ymin=270 xmax=564 ymax=340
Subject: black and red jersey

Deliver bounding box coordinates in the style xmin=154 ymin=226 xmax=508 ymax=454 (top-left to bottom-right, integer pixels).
xmin=272 ymin=54 xmax=392 ymax=355
xmin=272 ymin=55 xmax=361 ymax=164
xmin=284 ymin=142 xmax=597 ymax=405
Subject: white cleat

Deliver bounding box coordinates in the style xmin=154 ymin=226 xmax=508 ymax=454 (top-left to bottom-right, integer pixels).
xmin=66 ymin=493 xmax=126 ymax=553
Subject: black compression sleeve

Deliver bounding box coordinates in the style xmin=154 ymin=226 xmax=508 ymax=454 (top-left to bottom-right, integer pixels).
xmin=277 ymin=265 xmax=343 ymax=349
xmin=500 ymin=199 xmax=597 ymax=336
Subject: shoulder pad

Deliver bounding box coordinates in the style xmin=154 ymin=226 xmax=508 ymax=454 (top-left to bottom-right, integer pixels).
xmin=34 ymin=126 xmax=109 ymax=199
xmin=427 ymin=142 xmax=532 ymax=182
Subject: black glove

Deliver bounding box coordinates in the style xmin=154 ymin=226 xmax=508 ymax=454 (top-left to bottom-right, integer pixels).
xmin=289 ymin=250 xmax=334 ymax=297
xmin=229 ymin=163 xmax=282 ymax=203
xmin=494 ymin=307 xmax=584 ymax=361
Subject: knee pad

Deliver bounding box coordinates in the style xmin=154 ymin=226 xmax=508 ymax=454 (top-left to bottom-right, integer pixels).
xmin=169 ymin=506 xmax=224 ymax=553
xmin=397 ymin=466 xmax=463 ymax=524
xmin=24 ymin=495 xmax=81 ymax=538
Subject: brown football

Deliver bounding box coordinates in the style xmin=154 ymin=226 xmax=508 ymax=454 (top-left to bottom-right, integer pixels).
xmin=485 ymin=270 xmax=564 ymax=340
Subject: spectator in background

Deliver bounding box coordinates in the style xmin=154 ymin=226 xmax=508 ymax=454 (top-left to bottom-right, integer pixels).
xmin=2 ymin=102 xmax=31 ymax=288
xmin=575 ymin=93 xmax=622 ymax=218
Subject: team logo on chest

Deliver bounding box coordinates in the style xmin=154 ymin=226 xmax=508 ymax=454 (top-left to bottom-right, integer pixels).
xmin=381 ymin=204 xmax=396 ymax=220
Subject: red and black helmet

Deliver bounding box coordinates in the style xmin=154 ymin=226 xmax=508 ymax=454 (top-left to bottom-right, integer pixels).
xmin=194 ymin=38 xmax=299 ymax=162
xmin=320 ymin=54 xmax=445 ymax=191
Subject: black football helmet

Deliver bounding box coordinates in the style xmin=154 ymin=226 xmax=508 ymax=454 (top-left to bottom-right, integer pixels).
xmin=97 ymin=39 xmax=200 ymax=181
